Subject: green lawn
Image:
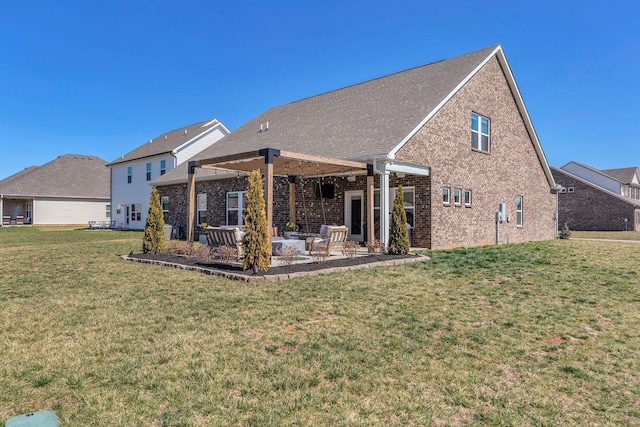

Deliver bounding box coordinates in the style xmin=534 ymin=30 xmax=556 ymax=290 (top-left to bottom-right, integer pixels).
xmin=571 ymin=230 xmax=640 ymax=241
xmin=1 ymin=227 xmax=639 ymax=425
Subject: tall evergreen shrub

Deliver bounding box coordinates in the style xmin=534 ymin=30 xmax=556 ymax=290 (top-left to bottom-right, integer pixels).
xmin=388 ymin=185 xmax=410 ymax=255
xmin=142 ymin=187 xmax=166 ymax=254
xmin=242 ymin=170 xmax=271 ymax=272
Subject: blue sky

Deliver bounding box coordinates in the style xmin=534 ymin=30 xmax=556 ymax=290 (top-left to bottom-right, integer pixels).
xmin=1 ymin=0 xmax=638 ymax=179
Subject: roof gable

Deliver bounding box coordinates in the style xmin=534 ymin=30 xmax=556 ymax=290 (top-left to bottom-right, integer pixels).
xmin=188 ymin=46 xmax=500 ymax=164
xmin=0 ymin=154 xmax=109 ymax=198
xmin=601 ymin=167 xmax=640 ymax=184
xmin=108 ymin=118 xmax=229 ymax=166
xmin=552 ymin=167 xmax=640 ymax=207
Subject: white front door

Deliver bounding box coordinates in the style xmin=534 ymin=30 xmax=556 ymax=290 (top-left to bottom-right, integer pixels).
xmin=344 ymin=190 xmax=364 ymax=242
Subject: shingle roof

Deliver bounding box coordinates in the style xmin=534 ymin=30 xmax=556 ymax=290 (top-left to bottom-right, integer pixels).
xmin=188 ymin=46 xmax=499 ymax=163
xmin=0 ymin=154 xmax=109 ymax=198
xmin=601 ymin=167 xmax=639 ymax=184
xmin=551 ymin=167 xmax=640 ymax=207
xmin=107 ymin=118 xmax=227 ymax=166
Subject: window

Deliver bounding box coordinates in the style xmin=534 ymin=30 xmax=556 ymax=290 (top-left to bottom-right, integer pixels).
xmin=464 ymin=189 xmax=472 ymax=206
xmin=372 ymin=187 xmax=416 ymax=239
xmin=131 ymin=204 xmax=141 ymax=221
xmin=568 ymin=187 xmax=574 ymax=193
xmin=392 ymin=186 xmax=415 ymax=228
xmin=26 ymin=203 xmax=32 ymax=220
xmin=443 ymin=187 xmax=450 ymax=205
xmin=146 ymin=163 xmax=152 ymax=181
xmin=106 ymin=205 xmax=111 ymax=218
xmin=560 ymin=187 xmax=567 ymax=193
xmin=197 ymin=193 xmax=207 ymax=225
xmin=160 ymin=160 xmax=166 ymax=176
xmin=516 ymin=196 xmax=523 ymax=226
xmin=161 ymin=197 xmax=169 ymax=213
xmin=226 ymin=191 xmax=246 ymax=226
xmin=116 ymin=205 xmax=121 ymax=214
xmin=127 ymin=166 xmax=132 ymax=184
xmin=471 ymin=112 xmax=490 ymax=152
xmin=454 ymin=188 xmax=461 ymax=205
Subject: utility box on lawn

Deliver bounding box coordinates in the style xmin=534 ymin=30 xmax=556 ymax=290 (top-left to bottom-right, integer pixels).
xmin=5 ymin=410 xmax=60 ymax=427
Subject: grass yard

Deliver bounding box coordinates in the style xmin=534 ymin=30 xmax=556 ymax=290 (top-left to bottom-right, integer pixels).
xmin=571 ymin=230 xmax=640 ymax=241
xmin=1 ymin=227 xmax=639 ymax=425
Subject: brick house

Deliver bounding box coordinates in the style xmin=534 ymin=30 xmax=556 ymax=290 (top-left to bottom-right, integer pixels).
xmin=154 ymin=45 xmax=558 ymax=249
xmin=551 ymin=163 xmax=640 ymax=231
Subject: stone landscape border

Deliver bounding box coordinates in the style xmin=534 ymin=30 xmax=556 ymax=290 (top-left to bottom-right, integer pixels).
xmin=121 ymin=254 xmax=429 ymax=282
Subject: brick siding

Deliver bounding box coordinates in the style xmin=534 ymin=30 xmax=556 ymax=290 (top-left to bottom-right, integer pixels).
xmin=395 ymin=56 xmax=556 ymax=248
xmin=552 ymin=169 xmax=639 ymax=231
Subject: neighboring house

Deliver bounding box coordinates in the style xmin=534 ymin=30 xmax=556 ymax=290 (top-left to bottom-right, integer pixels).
xmin=552 ymin=163 xmax=640 ymax=231
xmin=107 ymin=118 xmax=229 ymax=229
xmin=0 ymin=154 xmax=110 ymax=226
xmin=154 ymin=45 xmax=558 ymax=249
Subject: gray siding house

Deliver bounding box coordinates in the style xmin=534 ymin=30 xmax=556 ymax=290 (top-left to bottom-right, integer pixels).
xmin=0 ymin=154 xmax=110 ymax=226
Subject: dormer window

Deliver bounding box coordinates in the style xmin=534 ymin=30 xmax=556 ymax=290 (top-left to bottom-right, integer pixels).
xmin=471 ymin=112 xmax=490 ymax=152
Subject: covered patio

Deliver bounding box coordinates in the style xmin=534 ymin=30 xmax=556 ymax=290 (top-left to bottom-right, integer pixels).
xmin=1 ymin=196 xmax=32 ymax=226
xmin=185 ymin=148 xmax=376 ymax=247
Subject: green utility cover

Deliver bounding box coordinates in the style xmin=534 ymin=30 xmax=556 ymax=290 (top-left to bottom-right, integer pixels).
xmin=5 ymin=411 xmax=60 ymax=427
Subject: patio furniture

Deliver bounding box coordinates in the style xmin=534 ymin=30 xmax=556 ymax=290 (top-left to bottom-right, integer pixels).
xmin=15 ymin=216 xmax=24 ymax=225
xmin=206 ymin=226 xmax=245 ymax=258
xmin=306 ymin=225 xmax=349 ymax=253
xmin=2 ymin=216 xmax=10 ymax=226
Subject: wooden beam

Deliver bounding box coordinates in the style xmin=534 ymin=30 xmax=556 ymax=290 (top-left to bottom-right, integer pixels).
xmin=264 ymin=161 xmax=274 ymax=248
xmin=288 ymin=176 xmax=296 ymax=225
xmin=278 ymin=150 xmax=368 ymax=170
xmin=186 ymin=161 xmax=196 ymax=243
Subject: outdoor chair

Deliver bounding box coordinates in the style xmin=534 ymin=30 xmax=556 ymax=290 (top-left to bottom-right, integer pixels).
xmin=15 ymin=216 xmax=24 ymax=225
xmin=306 ymin=225 xmax=349 ymax=253
xmin=205 ymin=226 xmax=245 ymax=259
xmin=2 ymin=216 xmax=10 ymax=226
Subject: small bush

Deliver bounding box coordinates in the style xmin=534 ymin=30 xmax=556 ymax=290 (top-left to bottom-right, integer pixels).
xmin=342 ymin=240 xmax=360 ymax=259
xmin=193 ymin=244 xmax=213 ymax=263
xmin=276 ymin=246 xmax=301 ymax=267
xmin=310 ymin=243 xmax=330 ymax=263
xmin=559 ymin=223 xmax=572 ymax=240
xmin=214 ymin=245 xmax=238 ymax=264
xmin=366 ymin=239 xmax=385 ymax=255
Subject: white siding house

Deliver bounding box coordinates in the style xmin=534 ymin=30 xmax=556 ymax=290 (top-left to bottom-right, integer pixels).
xmin=107 ymin=118 xmax=229 ymax=229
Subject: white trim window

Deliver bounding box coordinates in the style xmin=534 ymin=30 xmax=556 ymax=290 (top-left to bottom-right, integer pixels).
xmin=443 ymin=187 xmax=451 ymax=205
xmin=373 ymin=186 xmax=415 ymax=239
xmin=106 ymin=204 xmax=111 ymax=218
xmin=226 ymin=191 xmax=246 ymax=226
xmin=197 ymin=193 xmax=207 ymax=225
xmin=471 ymin=112 xmax=490 ymax=152
xmin=464 ymin=189 xmax=472 ymax=206
xmin=160 ymin=159 xmax=166 ymax=176
xmin=161 ymin=196 xmax=169 ymax=213
xmin=127 ymin=166 xmax=132 ymax=184
xmin=26 ymin=202 xmax=33 ymax=220
xmin=146 ymin=162 xmax=152 ymax=181
xmin=454 ymin=188 xmax=461 ymax=205
xmin=131 ymin=203 xmax=141 ymax=221
xmin=516 ymin=195 xmax=523 ymax=226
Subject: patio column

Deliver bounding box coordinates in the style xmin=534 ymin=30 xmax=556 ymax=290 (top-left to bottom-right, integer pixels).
xmin=366 ymin=165 xmax=374 ymax=244
xmin=288 ymin=176 xmax=296 ymax=225
xmin=186 ymin=161 xmax=196 ymax=243
xmin=259 ymin=148 xmax=280 ymax=247
xmin=379 ymin=166 xmax=391 ymax=248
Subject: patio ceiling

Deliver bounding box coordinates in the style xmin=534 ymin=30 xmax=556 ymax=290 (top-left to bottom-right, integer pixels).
xmin=192 ymin=149 xmax=369 ymax=177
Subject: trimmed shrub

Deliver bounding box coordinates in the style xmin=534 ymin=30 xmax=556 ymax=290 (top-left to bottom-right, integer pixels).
xmin=559 ymin=223 xmax=572 ymax=240
xmin=142 ymin=187 xmax=166 ymax=254
xmin=388 ymin=185 xmax=410 ymax=255
xmin=241 ymin=170 xmax=271 ymax=272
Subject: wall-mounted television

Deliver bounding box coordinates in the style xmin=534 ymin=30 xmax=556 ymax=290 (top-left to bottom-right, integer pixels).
xmin=315 ymin=183 xmax=335 ymax=199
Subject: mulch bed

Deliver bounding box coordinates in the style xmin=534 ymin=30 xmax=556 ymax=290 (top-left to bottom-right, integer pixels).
xmin=125 ymin=252 xmax=427 ymax=282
